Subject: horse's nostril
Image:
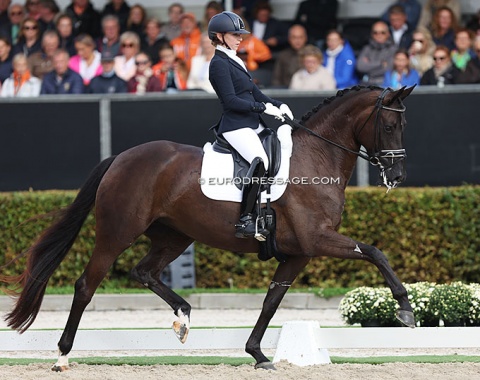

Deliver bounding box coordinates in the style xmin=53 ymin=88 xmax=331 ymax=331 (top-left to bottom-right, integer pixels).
xmin=396 ymin=173 xmax=407 ymax=183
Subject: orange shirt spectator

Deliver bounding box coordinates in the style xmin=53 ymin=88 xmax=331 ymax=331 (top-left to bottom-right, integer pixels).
xmin=152 ymin=44 xmax=187 ymax=92
xmin=170 ymin=12 xmax=201 ymax=71
xmin=237 ymin=33 xmax=271 ymax=71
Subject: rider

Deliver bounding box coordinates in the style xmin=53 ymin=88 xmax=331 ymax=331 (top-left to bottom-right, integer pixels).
xmin=208 ymin=11 xmax=294 ymax=239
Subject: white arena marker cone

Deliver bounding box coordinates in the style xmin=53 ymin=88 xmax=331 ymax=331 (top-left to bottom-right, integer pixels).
xmin=273 ymin=320 xmax=331 ymax=366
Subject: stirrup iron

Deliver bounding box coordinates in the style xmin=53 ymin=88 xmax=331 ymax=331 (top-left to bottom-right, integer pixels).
xmin=254 ymin=216 xmax=267 ymax=242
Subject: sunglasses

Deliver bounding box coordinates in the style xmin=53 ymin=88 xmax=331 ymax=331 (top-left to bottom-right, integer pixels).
xmin=122 ymin=43 xmax=135 ymax=48
xmin=135 ymin=60 xmax=149 ymax=65
xmin=372 ymin=30 xmax=387 ymax=35
xmin=10 ymin=11 xmax=24 ymax=16
xmin=23 ymin=25 xmax=38 ymax=30
xmin=433 ymin=56 xmax=447 ymax=61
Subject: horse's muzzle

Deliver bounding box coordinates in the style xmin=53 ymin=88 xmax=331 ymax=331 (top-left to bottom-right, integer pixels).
xmin=377 ymin=164 xmax=407 ymax=189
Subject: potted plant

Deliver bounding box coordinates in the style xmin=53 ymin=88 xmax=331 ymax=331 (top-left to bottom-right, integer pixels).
xmin=405 ymin=282 xmax=437 ymax=327
xmin=339 ymin=286 xmax=398 ymax=327
xmin=429 ymin=282 xmax=472 ymax=327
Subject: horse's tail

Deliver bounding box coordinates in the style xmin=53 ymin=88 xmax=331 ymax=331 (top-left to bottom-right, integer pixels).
xmin=1 ymin=155 xmax=117 ymax=333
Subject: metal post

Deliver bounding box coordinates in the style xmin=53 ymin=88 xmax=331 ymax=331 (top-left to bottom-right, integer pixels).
xmin=356 ymin=146 xmax=369 ymax=186
xmin=224 ymin=0 xmax=233 ymax=12
xmin=99 ymin=98 xmax=112 ymax=160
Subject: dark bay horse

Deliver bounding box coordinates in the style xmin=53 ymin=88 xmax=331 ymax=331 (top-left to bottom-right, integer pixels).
xmin=1 ymin=85 xmax=415 ymax=371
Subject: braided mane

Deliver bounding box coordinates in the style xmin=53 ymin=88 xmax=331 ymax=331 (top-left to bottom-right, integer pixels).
xmin=300 ymin=85 xmax=383 ymax=124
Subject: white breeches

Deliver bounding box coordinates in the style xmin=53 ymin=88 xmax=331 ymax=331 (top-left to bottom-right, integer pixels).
xmin=222 ymin=125 xmax=269 ymax=170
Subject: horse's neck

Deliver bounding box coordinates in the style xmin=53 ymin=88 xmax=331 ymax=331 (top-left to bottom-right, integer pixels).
xmin=291 ymin=112 xmax=360 ymax=189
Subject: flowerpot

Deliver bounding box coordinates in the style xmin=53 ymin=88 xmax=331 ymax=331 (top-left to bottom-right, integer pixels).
xmin=361 ymin=319 xmax=382 ymax=327
xmin=443 ymin=319 xmax=466 ymax=327
xmin=466 ymin=319 xmax=480 ymax=327
xmin=421 ymin=318 xmax=439 ymax=327
xmin=384 ymin=320 xmax=402 ymax=327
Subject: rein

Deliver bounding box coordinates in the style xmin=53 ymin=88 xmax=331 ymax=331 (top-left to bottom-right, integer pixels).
xmin=284 ymin=117 xmax=373 ymax=162
xmin=283 ymin=88 xmax=407 ymax=169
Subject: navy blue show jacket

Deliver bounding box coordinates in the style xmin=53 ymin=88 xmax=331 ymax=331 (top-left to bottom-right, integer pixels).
xmin=209 ymin=50 xmax=282 ymax=134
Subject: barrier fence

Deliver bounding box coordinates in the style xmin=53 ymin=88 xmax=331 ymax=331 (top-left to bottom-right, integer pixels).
xmin=0 ymin=86 xmax=479 ymax=191
xmin=1 ymin=324 xmax=480 ymax=366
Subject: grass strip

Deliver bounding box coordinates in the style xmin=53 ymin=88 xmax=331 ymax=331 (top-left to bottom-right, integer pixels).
xmin=42 ymin=287 xmax=352 ymax=298
xmin=0 ymin=357 xmax=254 ymax=367
xmin=330 ymin=355 xmax=480 ymax=364
xmin=1 ymin=355 xmax=480 ymax=366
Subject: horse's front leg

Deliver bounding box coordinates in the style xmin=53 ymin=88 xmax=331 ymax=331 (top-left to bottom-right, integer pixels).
xmin=356 ymin=241 xmax=415 ymax=326
xmin=246 ymin=256 xmax=310 ymax=370
xmin=311 ymin=228 xmax=415 ymax=327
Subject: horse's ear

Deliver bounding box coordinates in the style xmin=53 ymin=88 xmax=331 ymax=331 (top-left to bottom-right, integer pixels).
xmin=384 ymin=85 xmax=415 ymax=105
xmin=399 ymin=85 xmax=416 ymax=100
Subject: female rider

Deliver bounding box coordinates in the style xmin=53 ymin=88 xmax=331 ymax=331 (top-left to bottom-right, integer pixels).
xmin=207 ymin=11 xmax=294 ymax=239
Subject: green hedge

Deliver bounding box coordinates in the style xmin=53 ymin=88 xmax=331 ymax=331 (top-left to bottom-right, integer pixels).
xmin=0 ymin=187 xmax=479 ymax=289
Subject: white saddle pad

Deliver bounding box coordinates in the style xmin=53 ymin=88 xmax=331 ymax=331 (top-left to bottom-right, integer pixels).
xmin=200 ymin=124 xmax=293 ymax=203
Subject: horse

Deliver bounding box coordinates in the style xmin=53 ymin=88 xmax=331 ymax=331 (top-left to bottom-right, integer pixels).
xmin=1 ymin=85 xmax=415 ymax=371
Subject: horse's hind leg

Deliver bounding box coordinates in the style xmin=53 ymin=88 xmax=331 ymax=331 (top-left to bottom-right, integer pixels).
xmin=131 ymin=223 xmax=194 ymax=343
xmin=52 ymin=236 xmax=134 ymax=371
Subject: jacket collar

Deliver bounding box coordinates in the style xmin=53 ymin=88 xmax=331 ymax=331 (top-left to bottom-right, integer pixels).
xmin=215 ymin=50 xmax=251 ymax=78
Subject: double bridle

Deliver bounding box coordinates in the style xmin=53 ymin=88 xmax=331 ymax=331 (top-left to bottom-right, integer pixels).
xmin=286 ymin=88 xmax=407 ymax=190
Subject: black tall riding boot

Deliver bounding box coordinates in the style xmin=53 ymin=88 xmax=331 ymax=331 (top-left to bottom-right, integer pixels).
xmin=235 ymin=157 xmax=269 ymax=239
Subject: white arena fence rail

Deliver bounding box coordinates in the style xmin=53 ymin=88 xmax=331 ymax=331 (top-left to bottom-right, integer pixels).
xmin=1 ymin=322 xmax=480 ymax=366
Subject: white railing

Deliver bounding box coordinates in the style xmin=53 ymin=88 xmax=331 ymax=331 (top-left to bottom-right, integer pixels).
xmin=1 ymin=322 xmax=479 ymax=366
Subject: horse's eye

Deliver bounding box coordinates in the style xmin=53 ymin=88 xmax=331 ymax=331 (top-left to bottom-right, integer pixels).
xmin=384 ymin=125 xmax=393 ymax=133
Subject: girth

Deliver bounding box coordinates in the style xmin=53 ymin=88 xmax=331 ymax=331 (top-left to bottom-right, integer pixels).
xmin=212 ymin=128 xmax=282 ymax=190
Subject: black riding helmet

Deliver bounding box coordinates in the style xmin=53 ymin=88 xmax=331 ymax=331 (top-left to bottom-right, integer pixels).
xmin=208 ymin=11 xmax=250 ymax=41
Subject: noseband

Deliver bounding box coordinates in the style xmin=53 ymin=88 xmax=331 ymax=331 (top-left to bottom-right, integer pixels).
xmin=287 ymin=88 xmax=406 ymax=190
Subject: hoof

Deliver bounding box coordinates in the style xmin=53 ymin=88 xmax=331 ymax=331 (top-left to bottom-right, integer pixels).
xmin=255 ymin=361 xmax=276 ymax=370
xmin=51 ymin=365 xmax=68 ymax=372
xmin=172 ymin=320 xmax=189 ymax=343
xmin=52 ymin=354 xmax=69 ymax=372
xmin=396 ymin=309 xmax=416 ymax=328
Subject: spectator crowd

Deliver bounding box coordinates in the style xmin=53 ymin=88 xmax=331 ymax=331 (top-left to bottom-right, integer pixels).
xmin=0 ymin=0 xmax=479 ymax=97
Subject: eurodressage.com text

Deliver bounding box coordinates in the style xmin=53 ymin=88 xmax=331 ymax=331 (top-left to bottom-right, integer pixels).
xmin=198 ymin=177 xmax=341 ymax=186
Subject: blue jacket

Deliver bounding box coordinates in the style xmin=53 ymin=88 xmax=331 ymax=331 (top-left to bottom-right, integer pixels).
xmin=247 ymin=17 xmax=289 ymax=52
xmin=0 ymin=58 xmax=12 ymax=83
xmin=388 ymin=24 xmax=414 ymax=50
xmin=433 ymin=29 xmax=456 ymax=52
xmin=209 ymin=50 xmax=282 ymax=134
xmin=87 ymin=73 xmax=127 ymax=94
xmin=323 ymin=41 xmax=358 ymax=89
xmin=40 ymin=68 xmax=84 ymax=94
xmin=381 ymin=0 xmax=422 ymax=29
xmin=382 ymin=69 xmax=420 ymax=88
